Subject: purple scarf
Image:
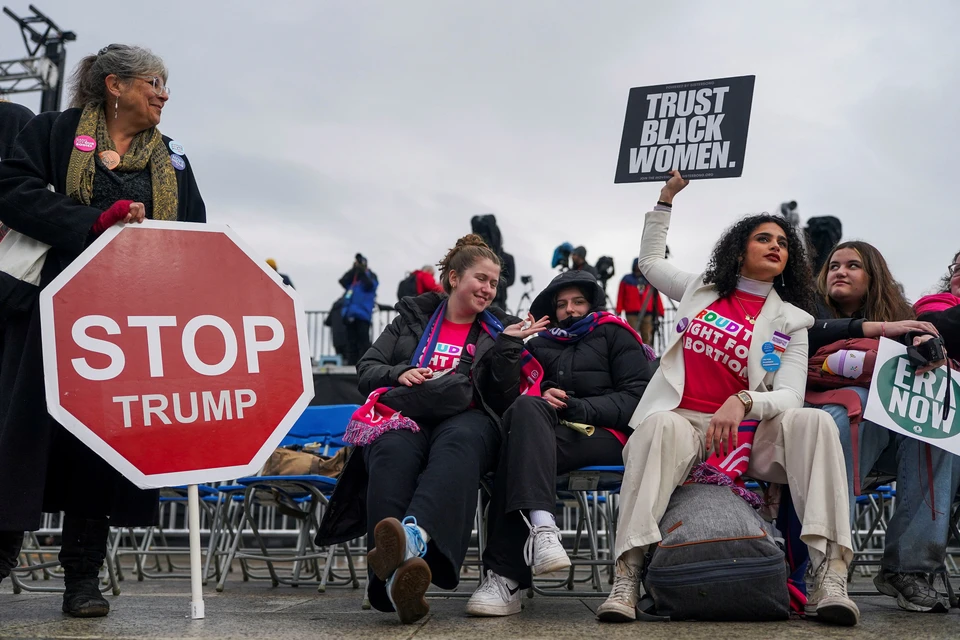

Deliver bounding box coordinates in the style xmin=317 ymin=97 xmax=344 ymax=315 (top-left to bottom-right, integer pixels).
xmin=538 ymin=311 xmax=657 ymax=361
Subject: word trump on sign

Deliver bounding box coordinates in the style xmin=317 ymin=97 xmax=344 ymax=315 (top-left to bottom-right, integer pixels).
xmin=865 ymin=338 xmax=960 ymax=456
xmin=615 ymin=75 xmax=756 ymax=183
xmin=67 ymin=313 xmax=286 ymax=429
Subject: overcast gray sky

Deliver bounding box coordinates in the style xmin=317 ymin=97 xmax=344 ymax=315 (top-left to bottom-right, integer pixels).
xmin=4 ymin=1 xmax=958 ymax=312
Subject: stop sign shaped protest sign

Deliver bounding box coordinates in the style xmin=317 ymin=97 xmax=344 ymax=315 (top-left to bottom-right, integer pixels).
xmin=39 ymin=221 xmax=314 ymax=488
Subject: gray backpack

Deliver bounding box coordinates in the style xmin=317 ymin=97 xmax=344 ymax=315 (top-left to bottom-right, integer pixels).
xmin=640 ymin=483 xmax=789 ymax=621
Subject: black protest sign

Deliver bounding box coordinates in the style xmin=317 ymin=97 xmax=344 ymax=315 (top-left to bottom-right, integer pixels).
xmin=614 ymin=75 xmax=755 ymax=183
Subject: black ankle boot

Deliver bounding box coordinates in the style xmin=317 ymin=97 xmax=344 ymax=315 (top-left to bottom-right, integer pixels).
xmin=0 ymin=530 xmax=24 ymax=584
xmin=59 ymin=515 xmax=110 ymax=618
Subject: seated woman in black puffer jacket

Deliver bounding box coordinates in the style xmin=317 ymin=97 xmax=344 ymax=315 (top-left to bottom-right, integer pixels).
xmin=466 ymin=269 xmax=653 ymax=617
xmin=315 ymin=234 xmax=548 ymax=625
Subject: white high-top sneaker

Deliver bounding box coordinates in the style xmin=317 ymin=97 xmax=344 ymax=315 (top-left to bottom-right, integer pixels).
xmin=522 ymin=514 xmax=571 ymax=576
xmin=805 ymin=545 xmax=860 ymax=626
xmin=465 ymin=570 xmax=523 ymax=617
xmin=596 ymin=559 xmax=641 ymax=622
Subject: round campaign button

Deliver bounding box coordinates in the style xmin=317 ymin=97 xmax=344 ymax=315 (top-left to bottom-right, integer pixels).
xmin=170 ymin=154 xmax=186 ymax=171
xmin=676 ymin=317 xmax=689 ymax=333
xmin=168 ymin=140 xmax=185 ymax=155
xmin=99 ymin=150 xmax=120 ymax=170
xmin=74 ymin=135 xmax=96 ymax=152
xmin=761 ymin=341 xmax=775 ymax=354
xmin=761 ymin=353 xmax=781 ymax=372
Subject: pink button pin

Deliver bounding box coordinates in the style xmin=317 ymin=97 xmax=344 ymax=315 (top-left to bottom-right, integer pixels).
xmin=74 ymin=135 xmax=96 ymax=152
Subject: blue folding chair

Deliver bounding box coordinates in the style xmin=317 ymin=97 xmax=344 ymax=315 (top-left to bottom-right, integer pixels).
xmin=214 ymin=404 xmax=361 ymax=592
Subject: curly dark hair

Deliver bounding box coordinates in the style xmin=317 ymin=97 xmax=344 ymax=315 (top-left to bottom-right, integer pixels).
xmin=702 ymin=214 xmax=817 ymax=315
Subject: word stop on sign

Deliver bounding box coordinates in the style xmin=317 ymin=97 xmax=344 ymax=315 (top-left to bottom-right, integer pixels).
xmin=70 ymin=314 xmax=283 ymax=428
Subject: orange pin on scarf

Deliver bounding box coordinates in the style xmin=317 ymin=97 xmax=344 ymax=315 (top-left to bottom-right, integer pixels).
xmin=99 ymin=150 xmax=120 ymax=170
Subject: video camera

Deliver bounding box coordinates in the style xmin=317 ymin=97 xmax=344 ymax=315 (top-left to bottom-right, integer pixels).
xmin=551 ymin=242 xmax=574 ymax=270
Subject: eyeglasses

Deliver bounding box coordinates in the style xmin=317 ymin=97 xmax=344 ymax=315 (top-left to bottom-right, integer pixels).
xmin=137 ymin=76 xmax=170 ymax=97
xmin=949 ymin=263 xmax=960 ymax=276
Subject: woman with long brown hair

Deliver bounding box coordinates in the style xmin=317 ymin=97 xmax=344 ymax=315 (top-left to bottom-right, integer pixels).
xmin=808 ymin=241 xmax=953 ymax=613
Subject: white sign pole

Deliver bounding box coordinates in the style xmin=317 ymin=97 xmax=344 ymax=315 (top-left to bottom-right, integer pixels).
xmin=187 ymin=484 xmax=205 ymax=619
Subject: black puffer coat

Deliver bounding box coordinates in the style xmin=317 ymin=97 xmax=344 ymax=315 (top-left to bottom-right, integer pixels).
xmin=316 ymin=293 xmax=523 ymax=546
xmin=527 ymin=269 xmax=651 ymax=433
xmin=357 ymin=292 xmax=523 ymax=416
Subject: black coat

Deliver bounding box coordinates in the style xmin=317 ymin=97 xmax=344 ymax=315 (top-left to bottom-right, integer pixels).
xmin=809 ymin=302 xmax=866 ymax=354
xmin=0 ymin=109 xmax=206 ymax=530
xmin=526 ymin=324 xmax=650 ymax=433
xmin=0 ymin=101 xmax=34 ymax=160
xmin=918 ymin=305 xmax=960 ymax=353
xmin=524 ymin=267 xmax=649 ymax=431
xmin=316 ymin=293 xmax=523 ymax=546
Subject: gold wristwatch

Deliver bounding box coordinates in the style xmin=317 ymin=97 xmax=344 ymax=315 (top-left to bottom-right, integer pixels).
xmin=736 ymin=390 xmax=753 ymax=414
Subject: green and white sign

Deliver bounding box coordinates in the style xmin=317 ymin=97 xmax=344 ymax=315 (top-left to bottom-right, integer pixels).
xmin=864 ymin=338 xmax=960 ymax=454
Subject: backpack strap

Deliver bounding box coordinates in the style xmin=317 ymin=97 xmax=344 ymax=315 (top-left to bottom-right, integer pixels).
xmin=636 ymin=595 xmax=670 ymax=622
xmin=455 ymin=322 xmax=483 ymax=376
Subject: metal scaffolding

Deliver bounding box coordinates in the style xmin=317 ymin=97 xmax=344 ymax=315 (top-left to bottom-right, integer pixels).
xmin=0 ymin=4 xmax=75 ymax=111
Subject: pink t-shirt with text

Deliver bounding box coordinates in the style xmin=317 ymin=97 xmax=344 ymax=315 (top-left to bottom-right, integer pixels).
xmin=426 ymin=319 xmax=472 ymax=373
xmin=678 ymin=293 xmax=764 ymax=414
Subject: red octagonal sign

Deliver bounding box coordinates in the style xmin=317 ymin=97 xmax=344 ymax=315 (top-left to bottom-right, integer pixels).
xmin=40 ymin=221 xmax=314 ymax=488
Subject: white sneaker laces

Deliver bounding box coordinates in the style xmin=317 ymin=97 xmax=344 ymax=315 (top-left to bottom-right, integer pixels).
xmin=821 ymin=566 xmax=849 ymax=598
xmin=523 ymin=525 xmax=562 ymax=568
xmin=609 ymin=561 xmax=640 ymax=602
xmin=476 ymin=570 xmax=512 ymax=601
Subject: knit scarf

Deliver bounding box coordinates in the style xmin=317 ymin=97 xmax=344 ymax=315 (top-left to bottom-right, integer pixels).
xmin=344 ymin=301 xmax=544 ymax=446
xmin=538 ymin=311 xmax=657 ymax=361
xmin=686 ymin=420 xmax=763 ymax=509
xmin=65 ymin=104 xmax=178 ymax=220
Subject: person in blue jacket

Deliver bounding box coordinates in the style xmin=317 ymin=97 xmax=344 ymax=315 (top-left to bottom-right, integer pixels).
xmin=340 ymin=253 xmax=379 ymax=365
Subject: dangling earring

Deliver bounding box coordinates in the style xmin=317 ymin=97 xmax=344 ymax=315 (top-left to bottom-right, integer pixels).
xmin=779 ymin=273 xmax=786 ymax=288
xmin=114 ymin=95 xmax=119 ymax=119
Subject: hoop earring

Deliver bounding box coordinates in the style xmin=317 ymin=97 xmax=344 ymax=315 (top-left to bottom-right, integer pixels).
xmin=114 ymin=95 xmax=119 ymax=119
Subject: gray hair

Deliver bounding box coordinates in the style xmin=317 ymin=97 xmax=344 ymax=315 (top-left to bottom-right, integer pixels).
xmin=68 ymin=44 xmax=168 ymax=109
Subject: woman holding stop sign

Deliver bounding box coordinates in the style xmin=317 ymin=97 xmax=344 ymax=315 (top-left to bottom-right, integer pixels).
xmin=316 ymin=234 xmax=549 ymax=624
xmin=0 ymin=44 xmax=205 ymax=617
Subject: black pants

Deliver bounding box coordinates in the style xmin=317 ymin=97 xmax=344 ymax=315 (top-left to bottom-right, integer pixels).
xmin=0 ymin=529 xmax=22 ymax=581
xmin=363 ymin=409 xmax=501 ymax=612
xmin=482 ymin=395 xmax=625 ymax=587
xmin=343 ymin=319 xmax=372 ymax=366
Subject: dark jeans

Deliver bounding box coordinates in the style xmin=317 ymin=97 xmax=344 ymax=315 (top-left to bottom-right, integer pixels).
xmin=344 ymin=319 xmax=372 ymax=366
xmin=815 ymin=387 xmax=958 ymax=573
xmin=482 ymin=395 xmax=625 ymax=587
xmin=363 ymin=409 xmax=501 ymax=612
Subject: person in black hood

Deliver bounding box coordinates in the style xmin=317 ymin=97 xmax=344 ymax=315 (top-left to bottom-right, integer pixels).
xmin=466 ymin=269 xmax=653 ymax=617
xmin=315 ymin=234 xmax=548 ymax=625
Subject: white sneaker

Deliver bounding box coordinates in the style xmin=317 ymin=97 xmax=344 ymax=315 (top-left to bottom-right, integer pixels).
xmin=465 ymin=570 xmax=522 ymax=617
xmin=805 ymin=555 xmax=860 ymax=626
xmin=596 ymin=559 xmax=640 ymax=622
xmin=523 ymin=523 xmax=571 ymax=576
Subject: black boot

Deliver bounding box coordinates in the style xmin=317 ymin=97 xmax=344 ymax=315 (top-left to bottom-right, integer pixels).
xmin=59 ymin=515 xmax=110 ymax=618
xmin=0 ymin=530 xmax=24 ymax=584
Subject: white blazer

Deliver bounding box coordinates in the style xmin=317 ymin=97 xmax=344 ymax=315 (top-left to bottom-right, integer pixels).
xmin=628 ymin=209 xmax=814 ymax=428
